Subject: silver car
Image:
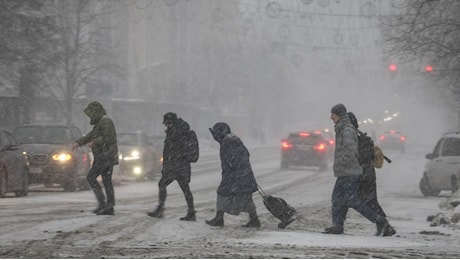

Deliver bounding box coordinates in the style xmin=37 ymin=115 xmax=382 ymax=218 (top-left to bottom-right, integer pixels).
xmin=14 ymin=124 xmax=91 ymax=192
xmin=420 ymin=132 xmax=460 ymax=196
xmin=0 ymin=129 xmax=29 ymax=197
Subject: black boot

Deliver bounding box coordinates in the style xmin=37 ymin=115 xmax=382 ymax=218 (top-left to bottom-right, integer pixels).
xmin=322 ymin=225 xmax=344 ymax=234
xmin=375 ymin=217 xmax=390 ymax=236
xmin=382 ymin=224 xmax=396 ymax=236
xmin=97 ymin=206 xmax=114 ymax=215
xmin=205 ymin=211 xmax=224 ymax=227
xmin=92 ymin=203 xmax=106 ymax=214
xmin=147 ymin=205 xmax=164 ymax=218
xmin=242 ymin=216 xmax=261 ymax=228
xmin=278 ymin=218 xmax=296 ymax=229
xmin=180 ymin=210 xmax=196 ymax=221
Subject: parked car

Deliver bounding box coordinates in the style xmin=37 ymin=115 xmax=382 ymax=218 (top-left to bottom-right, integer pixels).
xmin=14 ymin=124 xmax=91 ymax=192
xmin=117 ymin=131 xmax=163 ymax=181
xmin=377 ymin=130 xmax=406 ymax=152
xmin=420 ymin=132 xmax=460 ymax=197
xmin=280 ymin=131 xmax=329 ymax=171
xmin=0 ymin=129 xmax=29 ymax=197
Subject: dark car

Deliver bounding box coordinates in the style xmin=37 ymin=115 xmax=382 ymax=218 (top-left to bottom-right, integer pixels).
xmin=377 ymin=130 xmax=406 ymax=152
xmin=420 ymin=132 xmax=460 ymax=196
xmin=0 ymin=129 xmax=29 ymax=197
xmin=318 ymin=129 xmax=335 ymax=160
xmin=117 ymin=132 xmax=163 ymax=181
xmin=280 ymin=131 xmax=329 ymax=171
xmin=14 ymin=124 xmax=91 ymax=192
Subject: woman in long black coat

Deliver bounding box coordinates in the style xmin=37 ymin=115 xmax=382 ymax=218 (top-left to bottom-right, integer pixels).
xmin=206 ymin=122 xmax=260 ymax=228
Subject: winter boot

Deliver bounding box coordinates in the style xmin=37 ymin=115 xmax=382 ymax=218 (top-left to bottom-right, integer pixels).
xmin=205 ymin=211 xmax=224 ymax=227
xmin=147 ymin=205 xmax=164 ymax=218
xmin=97 ymin=206 xmax=114 ymax=215
xmin=242 ymin=216 xmax=261 ymax=228
xmin=180 ymin=210 xmax=196 ymax=221
xmin=278 ymin=218 xmax=296 ymax=229
xmin=382 ymin=224 xmax=396 ymax=237
xmin=322 ymin=225 xmax=344 ymax=234
xmin=92 ymin=203 xmax=107 ymax=214
xmin=375 ymin=217 xmax=390 ymax=236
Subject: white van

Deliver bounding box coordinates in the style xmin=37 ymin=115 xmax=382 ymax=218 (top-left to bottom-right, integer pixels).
xmin=420 ymin=132 xmax=460 ymax=196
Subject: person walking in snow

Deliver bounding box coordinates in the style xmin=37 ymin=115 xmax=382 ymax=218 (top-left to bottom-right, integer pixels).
xmin=147 ymin=112 xmax=196 ymax=221
xmin=347 ymin=111 xmax=392 ymax=220
xmin=206 ymin=122 xmax=261 ymax=228
xmin=72 ymin=101 xmax=118 ymax=215
xmin=324 ymin=103 xmax=395 ymax=236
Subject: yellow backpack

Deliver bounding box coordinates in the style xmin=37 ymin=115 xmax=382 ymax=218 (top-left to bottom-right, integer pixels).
xmin=373 ymin=146 xmax=385 ymax=168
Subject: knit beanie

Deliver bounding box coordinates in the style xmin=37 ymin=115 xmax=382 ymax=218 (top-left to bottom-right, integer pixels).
xmin=331 ymin=103 xmax=347 ymax=117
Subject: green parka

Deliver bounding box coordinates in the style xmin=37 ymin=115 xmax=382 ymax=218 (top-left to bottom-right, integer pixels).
xmin=76 ymin=101 xmax=118 ymax=165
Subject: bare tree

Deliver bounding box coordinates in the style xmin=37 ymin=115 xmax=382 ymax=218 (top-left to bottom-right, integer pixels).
xmin=44 ymin=0 xmax=122 ymax=124
xmin=381 ymin=0 xmax=460 ymax=107
xmin=0 ymin=0 xmax=59 ymax=126
xmin=0 ymin=0 xmax=122 ymax=126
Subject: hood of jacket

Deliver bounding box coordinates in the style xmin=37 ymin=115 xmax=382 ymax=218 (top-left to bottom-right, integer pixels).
xmin=84 ymin=101 xmax=106 ymax=125
xmin=209 ymin=122 xmax=231 ymax=144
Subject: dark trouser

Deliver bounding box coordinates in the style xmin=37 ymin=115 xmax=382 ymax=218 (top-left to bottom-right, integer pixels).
xmin=87 ymin=156 xmax=115 ymax=207
xmin=359 ymin=166 xmax=386 ymax=217
xmin=331 ymin=175 xmax=382 ymax=227
xmin=157 ymin=169 xmax=194 ymax=212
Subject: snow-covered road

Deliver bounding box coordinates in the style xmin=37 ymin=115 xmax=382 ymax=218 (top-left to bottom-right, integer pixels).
xmin=1 ymin=143 xmax=459 ymax=258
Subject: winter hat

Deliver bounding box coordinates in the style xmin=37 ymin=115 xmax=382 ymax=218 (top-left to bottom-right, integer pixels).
xmin=163 ymin=112 xmax=177 ymax=124
xmin=347 ymin=112 xmax=359 ymax=129
xmin=331 ymin=103 xmax=347 ymax=117
xmin=209 ymin=122 xmax=231 ymax=143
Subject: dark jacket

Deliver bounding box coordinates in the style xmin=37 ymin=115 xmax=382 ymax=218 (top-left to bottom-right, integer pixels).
xmin=333 ymin=114 xmax=362 ymax=177
xmin=76 ymin=101 xmax=118 ymax=165
xmin=162 ymin=118 xmax=191 ymax=175
xmin=210 ymin=123 xmax=258 ymax=196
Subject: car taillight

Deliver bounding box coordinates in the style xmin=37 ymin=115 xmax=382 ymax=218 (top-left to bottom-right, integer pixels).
xmin=379 ymin=135 xmax=385 ymax=140
xmin=298 ymin=132 xmax=310 ymax=137
xmin=328 ymin=140 xmax=334 ymax=145
xmin=400 ymin=136 xmax=406 ymax=141
xmin=314 ymin=143 xmax=326 ymax=151
xmin=281 ymin=141 xmax=293 ymax=149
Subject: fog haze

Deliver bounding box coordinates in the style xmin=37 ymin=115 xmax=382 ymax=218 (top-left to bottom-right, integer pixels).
xmin=79 ymin=0 xmax=453 ymax=145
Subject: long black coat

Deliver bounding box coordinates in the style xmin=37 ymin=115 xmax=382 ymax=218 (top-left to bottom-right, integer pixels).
xmin=162 ymin=118 xmax=191 ymax=179
xmin=216 ymin=133 xmax=258 ymax=196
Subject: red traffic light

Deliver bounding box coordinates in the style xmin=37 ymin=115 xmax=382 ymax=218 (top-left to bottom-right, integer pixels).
xmin=389 ymin=64 xmax=397 ymax=72
xmin=425 ymin=65 xmax=433 ymax=72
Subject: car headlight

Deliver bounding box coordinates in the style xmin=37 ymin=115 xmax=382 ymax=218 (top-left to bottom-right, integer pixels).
xmin=131 ymin=150 xmax=140 ymax=157
xmin=123 ymin=150 xmax=141 ymax=160
xmin=52 ymin=152 xmax=72 ymax=162
xmin=133 ymin=166 xmax=142 ymax=175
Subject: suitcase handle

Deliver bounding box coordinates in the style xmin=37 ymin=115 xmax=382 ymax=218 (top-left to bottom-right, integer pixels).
xmin=257 ymin=184 xmax=267 ymax=197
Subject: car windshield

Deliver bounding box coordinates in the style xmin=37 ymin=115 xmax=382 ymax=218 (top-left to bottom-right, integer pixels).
xmin=15 ymin=126 xmax=72 ymax=144
xmin=117 ymin=134 xmax=139 ymax=145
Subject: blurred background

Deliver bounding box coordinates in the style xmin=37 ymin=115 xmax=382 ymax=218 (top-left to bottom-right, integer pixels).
xmin=0 ymin=0 xmax=457 ymax=145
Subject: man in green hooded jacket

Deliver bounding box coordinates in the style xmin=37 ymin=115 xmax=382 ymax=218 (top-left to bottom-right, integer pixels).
xmin=72 ymin=101 xmax=118 ymax=215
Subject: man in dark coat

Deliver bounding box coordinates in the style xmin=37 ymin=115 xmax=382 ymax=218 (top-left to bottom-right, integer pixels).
xmin=72 ymin=101 xmax=118 ymax=215
xmin=147 ymin=112 xmax=196 ymax=221
xmin=347 ymin=111 xmax=396 ymax=235
xmin=205 ymin=122 xmax=260 ymax=228
xmin=324 ymin=104 xmax=395 ymax=236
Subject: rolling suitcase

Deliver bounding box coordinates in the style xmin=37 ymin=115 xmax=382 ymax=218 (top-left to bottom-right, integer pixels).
xmin=258 ymin=185 xmax=297 ymax=229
